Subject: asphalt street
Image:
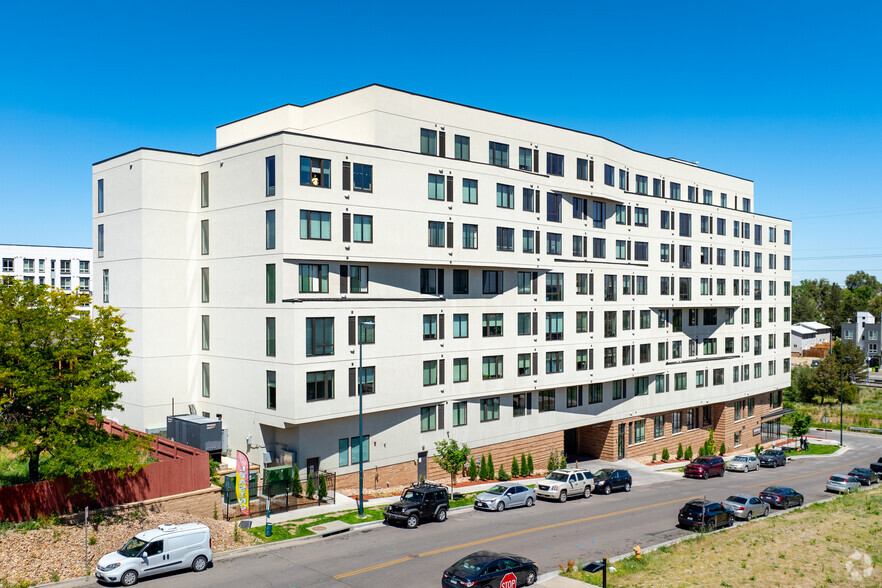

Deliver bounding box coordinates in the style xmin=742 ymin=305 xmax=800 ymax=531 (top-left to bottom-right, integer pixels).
xmin=89 ymin=430 xmax=881 ymax=588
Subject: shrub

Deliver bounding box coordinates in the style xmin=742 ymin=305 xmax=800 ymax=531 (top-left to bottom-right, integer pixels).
xmin=292 ymin=465 xmax=303 ymax=497
xmin=520 ymin=453 xmax=528 ymax=476
xmin=497 ymin=466 xmax=510 ymax=481
xmin=559 ymin=452 xmax=568 ymax=469
xmin=652 ymin=453 xmax=657 ymax=463
xmin=677 ymin=443 xmax=684 ymax=460
xmin=511 ymin=457 xmax=520 ymax=477
xmin=318 ymin=473 xmax=328 ymax=503
xmin=527 ymin=454 xmax=534 ymax=475
xmin=306 ymin=476 xmax=316 ymax=500
xmin=468 ymin=457 xmax=478 ymax=481
xmin=719 ymin=442 xmax=727 ymax=456
xmin=479 ymin=454 xmax=490 ymax=480
xmin=547 ymin=451 xmax=558 ymax=473
xmin=754 ymin=443 xmax=763 ymax=457
xmin=684 ymin=445 xmax=693 ymax=460
xmin=486 ymin=454 xmax=495 ymax=479
xmin=88 ymin=535 xmax=97 ymax=545
xmin=661 ymin=447 xmax=670 ymax=461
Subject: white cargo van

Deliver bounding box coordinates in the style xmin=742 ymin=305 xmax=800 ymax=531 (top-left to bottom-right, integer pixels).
xmin=95 ymin=522 xmax=212 ymax=585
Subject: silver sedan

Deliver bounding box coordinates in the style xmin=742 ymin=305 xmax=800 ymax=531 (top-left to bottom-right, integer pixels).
xmin=722 ymin=494 xmax=769 ymax=521
xmin=826 ymin=475 xmax=861 ymax=494
xmin=474 ymin=482 xmax=536 ymax=512
xmin=725 ymin=455 xmax=759 ymax=472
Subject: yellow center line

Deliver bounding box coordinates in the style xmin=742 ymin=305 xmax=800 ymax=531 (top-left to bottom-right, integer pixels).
xmin=743 ymin=457 xmax=866 ymax=489
xmin=333 ymin=495 xmax=702 ymax=580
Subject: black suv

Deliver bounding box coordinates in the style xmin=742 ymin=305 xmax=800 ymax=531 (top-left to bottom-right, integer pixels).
xmin=383 ymin=482 xmax=449 ymax=528
xmin=758 ymin=449 xmax=787 ymax=468
xmin=593 ymin=469 xmax=632 ymax=494
xmin=677 ymin=499 xmax=735 ymax=531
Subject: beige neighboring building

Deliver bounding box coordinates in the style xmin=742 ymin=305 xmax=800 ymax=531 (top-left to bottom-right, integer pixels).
xmin=93 ymin=85 xmax=792 ymax=486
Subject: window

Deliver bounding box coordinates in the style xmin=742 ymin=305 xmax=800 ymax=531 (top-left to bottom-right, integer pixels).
xmin=420 ymin=268 xmax=438 ymax=294
xmin=546 ymin=273 xmax=563 ymax=301
xmin=483 ymin=270 xmax=503 ymax=294
xmin=266 ymin=371 xmax=277 ymax=409
xmin=688 ymin=186 xmax=697 ymax=202
xmin=201 ymin=362 xmax=210 ymax=397
xmin=634 ymin=207 xmax=648 ymax=227
xmin=518 ymin=352 xmax=532 ymax=376
xmin=423 ymin=314 xmax=438 ymax=340
xmin=462 ymin=178 xmax=478 ymax=204
xmin=634 ymin=420 xmax=645 ymax=444
xmin=612 ymin=379 xmax=625 ymax=399
xmin=593 ymin=238 xmax=606 ymax=258
xmin=519 ymin=147 xmax=533 ymax=171
xmin=517 ymin=271 xmax=532 ymax=294
xmin=482 ymin=355 xmax=503 ymax=380
xmin=97 ymin=178 xmax=105 ymax=212
xmin=349 ymin=266 xmax=369 ymax=293
xmin=636 ymin=175 xmax=648 ymax=195
xmin=616 ymin=240 xmax=627 ymax=260
xmin=703 ymin=189 xmax=713 ymax=204
xmin=521 ymin=229 xmax=535 ymax=253
xmin=453 ymin=401 xmax=467 ymax=426
xmin=784 ymin=256 xmax=791 ymax=270
xmin=489 ymin=141 xmax=509 ymax=167
xmin=546 ymin=232 xmax=562 ymax=254
xmin=453 ymin=270 xmax=469 ymax=295
xmin=454 ymin=135 xmax=470 ymax=160
xmin=306 ymin=370 xmax=334 ymax=401
xmin=547 ymin=152 xmax=564 ymax=176
xmin=306 ymin=317 xmax=334 ymax=356
xmin=350 ymin=434 xmax=370 ymax=464
xmin=201 ymin=267 xmax=210 ymax=303
xmin=573 ymin=235 xmax=585 ymax=257
xmin=672 ymin=411 xmax=682 ymax=433
xmin=423 ymin=360 xmax=438 ymax=386
xmin=675 ymin=372 xmax=687 ymax=391
xmin=576 ymin=273 xmax=589 ymax=295
xmin=300 ymin=156 xmax=331 ymax=187
xmin=593 ymin=201 xmax=607 ymax=228
xmin=497 ymin=183 xmax=515 ymax=208
xmin=577 ymin=158 xmax=589 ymax=180
xmin=619 ymin=169 xmax=628 ymax=190
xmin=604 ymin=347 xmax=617 ymax=368
xmin=547 ymin=192 xmax=562 ymax=222
xmin=517 ymin=312 xmax=532 ymax=336
xmin=453 ymin=358 xmax=469 ymax=383
xmin=97 ymin=225 xmax=105 ymax=258
xmin=686 ymin=408 xmax=696 ymax=430
xmin=353 ymin=214 xmax=373 ymax=243
xmin=452 ymin=313 xmax=469 ymax=338
xmin=546 ymin=352 xmax=563 ymax=374
xmin=421 ymin=406 xmax=437 ymax=432
xmin=546 ymin=312 xmax=563 ymax=340
xmin=420 ymin=128 xmax=437 ymax=155
xmin=522 ymin=188 xmax=536 ymax=212
xmin=539 ymin=390 xmax=556 ymax=411
xmin=576 ymin=349 xmax=588 ymax=370
xmin=497 ymin=227 xmax=514 ymax=251
xmin=696 ymin=370 xmax=706 ymax=388
xmin=679 ymin=213 xmax=691 ymax=237
xmin=462 ymin=224 xmax=478 ymax=249
xmin=635 ymin=376 xmax=649 ymax=395
xmin=668 ymin=182 xmax=680 ymax=199
xmin=603 ymin=164 xmax=614 ymax=186
xmin=480 ymin=397 xmax=500 ymax=421
xmin=604 ymin=274 xmax=616 ymax=301
xmin=353 ymin=163 xmax=373 ymax=192
xmin=635 ymin=242 xmax=648 ymax=261
xmin=299 ymin=264 xmax=328 ymax=293
xmin=102 ymin=269 xmax=109 ymax=303
xmin=428 ymin=174 xmax=445 ymax=200
xmin=428 ymin=221 xmax=446 ymax=247
xmin=660 ymin=243 xmax=671 ymax=263
xmin=576 ymin=311 xmax=588 ymax=333
xmin=300 ymin=210 xmax=331 ymax=240
xmin=266 ymin=317 xmax=276 ymax=356
xmin=482 ymin=313 xmax=503 ymax=337
xmin=264 ymin=156 xmax=276 ymax=196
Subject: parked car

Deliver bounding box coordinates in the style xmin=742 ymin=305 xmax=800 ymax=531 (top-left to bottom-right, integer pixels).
xmin=847 ymin=467 xmax=880 ymax=486
xmin=383 ymin=482 xmax=449 ymax=528
xmin=722 ymin=494 xmax=770 ymax=521
xmin=725 ymin=455 xmax=759 ymax=473
xmin=474 ymin=483 xmax=537 ymax=512
xmin=826 ymin=475 xmax=861 ymax=494
xmin=535 ymin=468 xmax=594 ymax=502
xmin=684 ymin=456 xmax=725 ymax=479
xmin=759 ymin=486 xmax=804 ymax=509
xmin=442 ymin=551 xmax=538 ymax=587
xmin=869 ymin=458 xmax=882 ymax=474
xmin=94 ymin=523 xmax=212 ymax=586
xmin=677 ymin=499 xmax=735 ymax=531
xmin=592 ymin=469 xmax=632 ymax=495
xmin=758 ymin=449 xmax=787 ymax=468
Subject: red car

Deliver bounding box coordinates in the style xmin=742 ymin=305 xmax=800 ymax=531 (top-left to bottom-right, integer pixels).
xmin=684 ymin=456 xmax=725 ymax=479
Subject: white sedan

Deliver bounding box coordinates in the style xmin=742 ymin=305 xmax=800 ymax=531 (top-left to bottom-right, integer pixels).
xmin=725 ymin=455 xmax=759 ymax=472
xmin=826 ymin=475 xmax=860 ymax=494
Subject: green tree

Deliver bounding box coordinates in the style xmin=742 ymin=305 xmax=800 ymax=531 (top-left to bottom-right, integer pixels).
xmin=510 ymin=456 xmax=520 ymax=477
xmin=684 ymin=445 xmax=693 ymax=460
xmin=813 ymin=341 xmax=866 ymax=404
xmin=676 ymin=443 xmax=684 ymax=460
xmin=526 ymin=454 xmax=534 ymax=475
xmin=719 ymin=443 xmax=726 ymax=456
xmin=699 ymin=430 xmax=717 ymax=457
xmin=547 ymin=451 xmax=558 ymax=472
xmin=0 ymin=280 xmax=146 ymax=484
xmin=845 ymin=271 xmax=881 ymax=293
xmin=497 ymin=465 xmax=510 ymax=481
xmin=789 ymin=411 xmax=813 ymax=439
xmin=661 ymin=447 xmax=670 ymax=461
xmin=432 ymin=439 xmax=470 ymax=489
xmin=479 ymin=454 xmax=489 ymax=480
xmin=486 ymin=454 xmax=495 ymax=479
xmin=520 ymin=453 xmax=528 ymax=475
xmin=292 ymin=464 xmax=302 ymax=497
xmin=306 ymin=475 xmax=316 ymax=499
xmin=318 ymin=473 xmax=328 ymax=504
xmin=467 ymin=457 xmax=478 ymax=481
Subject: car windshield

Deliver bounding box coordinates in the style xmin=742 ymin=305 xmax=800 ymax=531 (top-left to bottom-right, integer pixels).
xmin=692 ymin=458 xmax=710 ymax=464
xmin=118 ymin=536 xmax=148 ymax=557
xmin=401 ymin=490 xmax=424 ymax=502
xmin=546 ymin=472 xmax=568 ymax=482
xmin=726 ymin=496 xmax=747 ymax=504
xmin=485 ymin=485 xmax=507 ymax=495
xmin=452 ymin=556 xmax=486 ymax=575
xmin=761 ymin=450 xmax=777 ymax=456
xmin=594 ymin=470 xmax=612 ymax=480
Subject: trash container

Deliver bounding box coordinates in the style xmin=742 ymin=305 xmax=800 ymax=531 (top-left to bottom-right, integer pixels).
xmin=265 ymin=521 xmax=273 ymax=537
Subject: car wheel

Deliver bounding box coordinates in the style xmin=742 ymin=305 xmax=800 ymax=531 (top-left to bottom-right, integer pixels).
xmin=772 ymin=461 xmax=777 ymax=468
xmin=496 ymin=502 xmax=505 ymax=512
xmin=706 ymin=520 xmax=716 ymax=532
xmin=559 ymin=490 xmax=567 ymax=503
xmin=525 ymin=570 xmax=537 ymax=585
xmin=624 ymin=482 xmax=631 ymax=492
xmin=799 ymin=497 xmax=804 ymax=507
xmin=406 ymin=513 xmax=419 ymax=528
xmin=192 ymin=555 xmax=208 ymax=572
xmin=526 ymin=497 xmax=534 ymax=507
xmin=720 ymin=468 xmax=725 ymax=477
xmin=584 ymin=486 xmax=591 ymax=499
xmin=121 ymin=570 xmax=138 ymax=587
xmin=746 ymin=511 xmax=754 ymax=521
xmin=435 ymin=508 xmax=448 ymax=522
xmin=764 ymin=506 xmax=770 ymax=517
xmin=604 ymin=484 xmax=611 ymax=495
xmin=728 ymin=515 xmax=735 ymax=527
xmin=703 ymin=470 xmax=709 ymax=480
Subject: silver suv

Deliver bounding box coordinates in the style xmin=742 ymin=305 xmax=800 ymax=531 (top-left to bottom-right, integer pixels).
xmin=536 ymin=468 xmax=594 ymax=502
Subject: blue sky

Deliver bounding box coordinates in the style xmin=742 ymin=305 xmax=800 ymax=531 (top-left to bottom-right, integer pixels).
xmin=2 ymin=1 xmax=880 ymax=285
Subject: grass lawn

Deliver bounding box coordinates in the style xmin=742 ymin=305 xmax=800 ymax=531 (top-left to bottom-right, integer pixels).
xmin=786 ymin=387 xmax=882 ymax=431
xmin=799 ymin=443 xmax=840 ymax=456
xmin=561 ymin=486 xmax=882 ymax=587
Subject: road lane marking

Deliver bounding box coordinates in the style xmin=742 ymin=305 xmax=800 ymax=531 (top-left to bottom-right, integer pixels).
xmin=743 ymin=458 xmax=866 ymax=489
xmin=333 ymin=495 xmax=701 ymax=579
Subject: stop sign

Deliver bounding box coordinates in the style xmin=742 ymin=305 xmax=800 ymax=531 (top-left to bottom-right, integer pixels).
xmin=500 ymin=572 xmax=518 ymax=588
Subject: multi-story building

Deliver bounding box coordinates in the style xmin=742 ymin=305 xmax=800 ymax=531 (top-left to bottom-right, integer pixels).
xmin=842 ymin=311 xmax=880 ymax=364
xmin=92 ymin=85 xmax=792 ymax=487
xmin=1 ymin=244 xmax=92 ymax=301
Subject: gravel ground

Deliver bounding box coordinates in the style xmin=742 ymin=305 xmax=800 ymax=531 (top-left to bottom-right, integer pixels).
xmin=0 ymin=509 xmax=258 ymax=585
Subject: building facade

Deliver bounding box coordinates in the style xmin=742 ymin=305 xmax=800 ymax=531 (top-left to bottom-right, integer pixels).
xmin=1 ymin=244 xmax=92 ymax=299
xmin=93 ymin=85 xmax=792 ymax=487
xmin=791 ymin=321 xmax=831 ymax=354
xmin=842 ymin=311 xmax=880 ymax=365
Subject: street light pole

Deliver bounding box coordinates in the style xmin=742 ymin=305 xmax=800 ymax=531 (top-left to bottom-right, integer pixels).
xmin=357 ymin=321 xmax=374 ymax=518
xmin=839 ymin=359 xmax=843 ymax=447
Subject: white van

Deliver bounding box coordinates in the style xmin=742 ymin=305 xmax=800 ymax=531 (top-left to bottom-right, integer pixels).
xmin=95 ymin=523 xmax=212 ymax=585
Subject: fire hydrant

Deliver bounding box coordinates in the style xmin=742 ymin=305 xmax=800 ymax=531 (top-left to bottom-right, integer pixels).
xmin=633 ymin=545 xmax=642 ymax=559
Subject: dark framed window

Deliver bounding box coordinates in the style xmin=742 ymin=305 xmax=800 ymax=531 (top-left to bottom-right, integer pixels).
xmin=454 ymin=135 xmax=470 ymax=160
xmin=482 ymin=270 xmax=503 ymax=294
xmin=489 ymin=141 xmax=509 ymax=167
xmin=306 ymin=317 xmax=334 ymax=356
xmin=547 ymin=152 xmax=564 ymax=176
xmin=306 ymin=370 xmax=334 ymax=401
xmin=353 ymin=163 xmax=373 ymax=192
xmin=539 ymin=390 xmax=556 ymax=411
xmin=480 ymin=397 xmax=500 ymax=421
xmin=300 ymin=156 xmax=331 ymax=187
xmin=420 ymin=128 xmax=437 ymax=155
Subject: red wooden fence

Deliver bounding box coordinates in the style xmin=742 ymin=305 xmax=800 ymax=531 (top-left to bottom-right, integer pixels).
xmin=0 ymin=421 xmax=209 ymax=522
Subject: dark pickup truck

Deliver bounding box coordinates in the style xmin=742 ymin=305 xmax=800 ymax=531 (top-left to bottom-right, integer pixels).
xmin=870 ymin=458 xmax=882 ymax=474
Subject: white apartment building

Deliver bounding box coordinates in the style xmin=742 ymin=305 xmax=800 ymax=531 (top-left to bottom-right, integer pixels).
xmin=93 ymin=85 xmax=792 ymax=486
xmin=1 ymin=244 xmax=92 ymax=299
